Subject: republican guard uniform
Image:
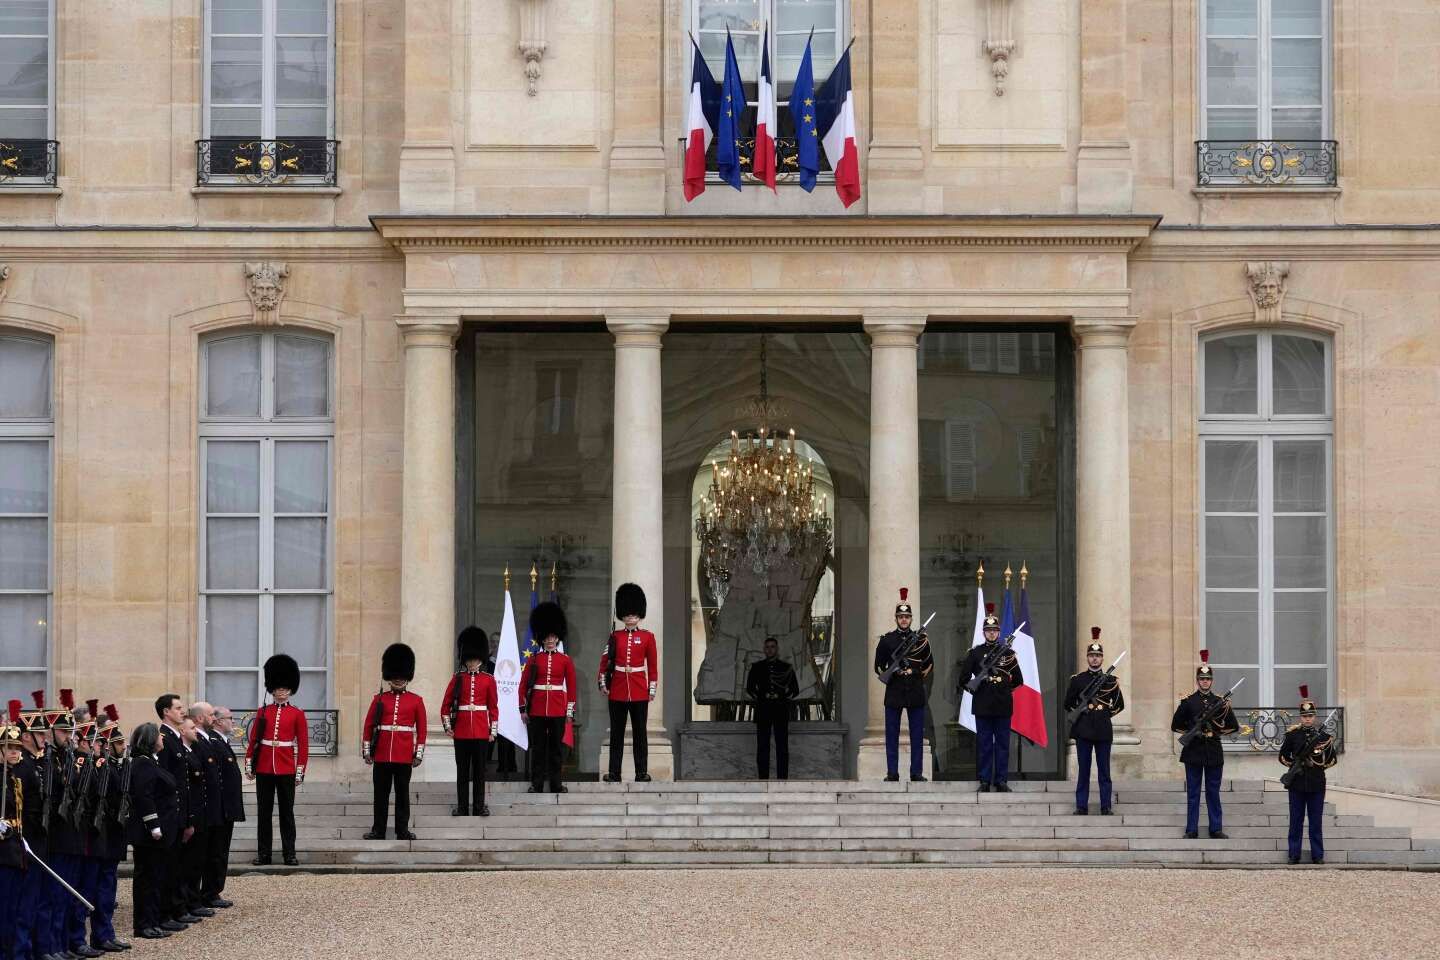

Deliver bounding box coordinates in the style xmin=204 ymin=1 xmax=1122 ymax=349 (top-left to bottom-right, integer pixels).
xmin=87 ymin=708 xmax=129 ymax=954
xmin=442 ymin=627 xmax=499 ymax=816
xmin=245 ymin=654 xmax=309 ymax=866
xmin=1 ymin=706 xmax=27 ymax=960
xmin=1170 ymin=649 xmax=1240 ymax=839
xmin=45 ymin=692 xmax=93 ymax=955
xmin=17 ymin=697 xmax=58 ymax=960
xmin=521 ymin=602 xmax=577 ymax=794
xmin=1063 ymin=628 xmax=1125 ymax=814
xmin=874 ymin=589 xmax=935 ymax=782
xmin=599 ymin=583 xmax=658 ymax=783
xmin=960 ymin=605 xmax=1024 ymax=790
xmin=1279 ymin=686 xmax=1338 ymax=865
xmin=363 ymin=643 xmax=427 ymax=840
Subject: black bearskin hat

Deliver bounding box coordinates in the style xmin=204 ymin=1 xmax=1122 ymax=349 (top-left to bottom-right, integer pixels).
xmin=264 ymin=654 xmax=301 ymax=694
xmin=529 ymin=601 xmax=567 ymax=644
xmin=457 ymin=626 xmax=488 ymax=664
xmin=382 ymin=643 xmax=416 ymax=682
xmin=615 ymin=582 xmax=647 ymax=620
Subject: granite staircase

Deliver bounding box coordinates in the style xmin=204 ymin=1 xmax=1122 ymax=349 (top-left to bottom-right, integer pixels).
xmin=230 ymin=779 xmax=1440 ymax=870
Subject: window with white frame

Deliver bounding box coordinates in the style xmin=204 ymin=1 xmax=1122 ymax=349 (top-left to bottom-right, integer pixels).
xmin=0 ymin=332 xmax=53 ymax=703
xmin=1201 ymin=0 xmax=1328 ymax=142
xmin=200 ymin=331 xmax=332 ymax=712
xmin=1199 ymin=330 xmax=1332 ymax=708
xmin=205 ymin=0 xmax=333 ymax=140
xmin=0 ymin=0 xmax=51 ymax=140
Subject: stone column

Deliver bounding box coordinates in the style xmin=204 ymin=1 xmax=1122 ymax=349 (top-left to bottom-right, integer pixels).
xmin=1076 ymin=0 xmax=1133 ymax=213
xmin=1074 ymin=318 xmax=1137 ymax=745
xmin=607 ymin=0 xmax=666 ymax=213
xmin=607 ymin=315 xmax=673 ymax=779
xmin=859 ymin=316 xmax=925 ymax=779
xmin=399 ymin=0 xmax=455 ymax=211
xmin=397 ymin=315 xmax=461 ymax=779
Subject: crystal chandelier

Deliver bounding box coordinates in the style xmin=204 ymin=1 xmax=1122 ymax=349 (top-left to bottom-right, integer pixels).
xmin=695 ymin=339 xmax=832 ymax=603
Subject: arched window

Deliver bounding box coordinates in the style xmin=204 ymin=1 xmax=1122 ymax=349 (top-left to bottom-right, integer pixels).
xmin=1199 ymin=329 xmax=1332 ymax=706
xmin=199 ymin=330 xmax=332 ymax=711
xmin=0 ymin=332 xmax=53 ymax=701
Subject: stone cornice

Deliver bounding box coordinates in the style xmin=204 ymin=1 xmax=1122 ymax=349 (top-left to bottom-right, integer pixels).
xmin=0 ymin=228 xmax=395 ymax=263
xmin=1139 ymin=226 xmax=1440 ymax=261
xmin=370 ymin=214 xmax=1161 ymax=253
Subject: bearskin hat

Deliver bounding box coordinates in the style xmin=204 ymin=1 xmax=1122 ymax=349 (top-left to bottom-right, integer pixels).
xmin=615 ymin=582 xmax=647 ymax=620
xmin=457 ymin=626 xmax=488 ymax=664
xmin=529 ymin=601 xmax=567 ymax=644
xmin=263 ymin=653 xmax=302 ymax=694
xmin=382 ymin=642 xmax=416 ymax=682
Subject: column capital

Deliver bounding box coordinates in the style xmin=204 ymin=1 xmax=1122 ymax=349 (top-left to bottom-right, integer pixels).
xmin=395 ymin=314 xmax=461 ymax=346
xmin=863 ymin=314 xmax=927 ymax=346
xmin=606 ymin=314 xmax=669 ymax=347
xmin=1072 ymin=316 xmax=1137 ymax=348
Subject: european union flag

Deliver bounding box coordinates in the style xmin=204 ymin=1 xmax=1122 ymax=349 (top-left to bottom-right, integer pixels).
xmin=787 ymin=35 xmax=819 ymax=192
xmin=521 ymin=586 xmax=541 ymax=664
xmin=715 ymin=29 xmax=746 ymax=191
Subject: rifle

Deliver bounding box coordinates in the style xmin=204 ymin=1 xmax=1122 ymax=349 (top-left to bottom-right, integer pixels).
xmin=1065 ymin=650 xmax=1128 ymax=735
xmin=68 ymin=750 xmax=97 ymax=831
xmin=444 ymin=672 xmax=461 ymax=733
xmin=1177 ymin=677 xmax=1245 ymax=749
xmin=602 ymin=632 xmax=620 ymax=693
xmin=1280 ymin=715 xmax=1336 ymax=789
xmin=366 ymin=689 xmax=383 ymax=761
xmin=92 ymin=750 xmax=115 ymax=839
xmin=965 ymin=621 xmax=1027 ymax=695
xmin=116 ymin=750 xmax=134 ymax=828
xmin=41 ymin=744 xmax=55 ymax=832
xmin=879 ymin=612 xmax=937 ymax=685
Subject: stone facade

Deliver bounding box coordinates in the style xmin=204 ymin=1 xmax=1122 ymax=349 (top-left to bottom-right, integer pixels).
xmin=1 ymin=1 xmax=1437 ymax=793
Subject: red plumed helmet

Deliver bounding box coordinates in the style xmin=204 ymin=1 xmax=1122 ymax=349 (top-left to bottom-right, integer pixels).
xmin=85 ymin=698 xmax=99 ymax=717
xmin=1091 ymin=626 xmax=1102 ymax=640
xmin=7 ymin=700 xmax=20 ymax=723
xmin=31 ymin=690 xmax=44 ymax=710
xmin=1199 ymin=649 xmax=1210 ymax=664
xmin=985 ymin=603 xmax=995 ymax=614
xmin=899 ymin=587 xmax=908 ymax=603
xmin=104 ymin=704 xmax=119 ymax=723
xmin=59 ymin=689 xmax=74 ymax=709
xmin=1299 ymin=684 xmax=1309 ymax=700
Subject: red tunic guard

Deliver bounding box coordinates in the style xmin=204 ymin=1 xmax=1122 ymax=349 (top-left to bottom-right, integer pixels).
xmin=442 ymin=669 xmax=499 ymax=740
xmin=598 ymin=628 xmax=658 ymax=702
xmin=521 ymin=651 xmax=577 ymax=718
xmin=363 ymin=690 xmax=427 ymax=764
xmin=245 ymin=702 xmax=309 ymax=777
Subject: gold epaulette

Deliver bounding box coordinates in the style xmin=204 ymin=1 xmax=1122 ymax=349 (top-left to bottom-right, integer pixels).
xmin=1285 ymin=723 xmax=1302 ymax=733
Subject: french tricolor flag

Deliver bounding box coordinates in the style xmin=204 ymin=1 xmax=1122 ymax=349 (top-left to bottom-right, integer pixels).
xmin=752 ymin=24 xmax=777 ymax=192
xmin=815 ymin=44 xmax=861 ymax=208
xmin=684 ymin=40 xmax=721 ymax=202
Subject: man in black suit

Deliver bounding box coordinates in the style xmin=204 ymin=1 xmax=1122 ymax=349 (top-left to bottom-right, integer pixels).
xmin=154 ymin=694 xmax=200 ymax=929
xmin=202 ymin=706 xmax=245 ymax=908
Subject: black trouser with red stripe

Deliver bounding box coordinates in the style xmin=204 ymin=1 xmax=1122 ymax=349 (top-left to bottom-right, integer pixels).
xmin=454 ymin=739 xmax=489 ymax=811
xmin=372 ymin=762 xmax=413 ymax=836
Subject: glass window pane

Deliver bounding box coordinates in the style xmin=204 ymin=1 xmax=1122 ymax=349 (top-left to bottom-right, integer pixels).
xmin=274 ymin=517 xmax=326 ymax=588
xmin=776 ymin=0 xmax=836 ymax=32
xmin=1272 ymin=0 xmax=1322 ymax=35
xmin=205 ymin=336 xmax=261 ymax=418
xmin=0 ymin=3 xmax=49 ymax=35
xmin=0 ymin=440 xmax=49 ymax=514
xmin=1204 ymin=591 xmax=1258 ymax=665
xmin=1203 ymin=335 xmax=1258 ymax=415
xmin=1206 ymin=38 xmax=1258 ymax=106
xmin=276 ymin=37 xmax=327 ymax=104
xmin=275 ymin=594 xmax=326 ymax=667
xmin=1206 ymin=516 xmax=1258 ymax=588
xmin=274 ymin=441 xmax=328 ymax=513
xmin=0 ymin=518 xmax=47 ymax=589
xmin=1204 ymin=440 xmax=1258 ymax=512
xmin=1271 ymin=108 xmax=1323 ymax=141
xmin=1271 ymin=39 xmax=1322 ymax=105
xmin=205 ymin=671 xmax=258 ymax=712
xmin=275 ymin=105 xmax=327 ymax=137
xmin=1206 ymin=0 xmax=1257 ymax=35
xmin=206 ymin=517 xmax=259 ymax=589
xmin=0 ymin=37 xmax=48 ymax=105
xmin=1206 ymin=107 xmax=1258 ymax=141
xmin=210 ymin=36 xmax=263 ymax=105
xmin=1273 ymin=440 xmax=1326 ymax=512
xmin=0 ymin=671 xmax=47 ymax=707
xmin=1209 ymin=666 xmax=1259 ymax=705
xmin=1274 ymin=666 xmax=1327 ymax=705
xmin=0 ymin=336 xmax=52 ymax=418
xmin=277 ymin=0 xmax=328 ymax=34
xmin=1274 ymin=516 xmax=1326 ymax=588
xmin=1274 ymin=592 xmax=1327 ymax=664
xmin=209 ymin=106 xmax=262 ymax=137
xmin=274 ymin=335 xmax=329 ymax=417
xmin=0 ymin=594 xmax=48 ymax=666
xmin=211 ymin=0 xmax=261 ymax=34
xmin=290 ymin=671 xmax=326 ymax=712
xmin=206 ymin=441 xmax=260 ymax=514
xmin=204 ymin=595 xmax=259 ymax=668
xmin=1272 ymin=336 xmax=1326 ymax=414
xmin=696 ymin=1 xmax=761 ymax=34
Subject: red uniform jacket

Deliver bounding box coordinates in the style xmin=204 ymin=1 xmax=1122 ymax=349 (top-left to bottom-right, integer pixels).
xmin=598 ymin=628 xmax=658 ymax=702
xmin=364 ymin=690 xmax=428 ymax=764
xmin=520 ymin=652 xmax=577 ymax=718
xmin=245 ymin=702 xmax=310 ymax=776
xmin=442 ymin=669 xmax=499 ymax=740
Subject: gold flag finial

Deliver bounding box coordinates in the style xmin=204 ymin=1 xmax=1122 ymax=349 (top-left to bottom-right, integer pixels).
xmin=1019 ymin=560 xmax=1029 ymax=588
xmin=549 ymin=562 xmax=558 ymax=593
xmin=1003 ymin=563 xmax=1013 ymax=589
xmin=529 ymin=564 xmax=538 ymax=590
xmin=976 ymin=560 xmax=985 ymax=587
xmin=503 ymin=565 xmax=511 ymax=590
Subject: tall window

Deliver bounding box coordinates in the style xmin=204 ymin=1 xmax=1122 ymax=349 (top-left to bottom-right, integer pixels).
xmin=1200 ymin=330 xmax=1332 ymax=707
xmin=0 ymin=333 xmax=52 ymax=702
xmin=204 ymin=0 xmax=334 ymax=139
xmin=0 ymin=0 xmax=51 ymax=140
xmin=1201 ymin=0 xmax=1328 ymax=142
xmin=200 ymin=331 xmax=332 ymax=711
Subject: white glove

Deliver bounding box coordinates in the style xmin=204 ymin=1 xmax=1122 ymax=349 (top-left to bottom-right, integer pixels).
xmin=0 ymin=821 xmax=10 ymax=839
xmin=150 ymin=827 xmax=162 ymax=841
xmin=566 ymin=704 xmax=575 ymax=721
xmin=490 ymin=723 xmax=498 ymax=739
xmin=648 ymin=681 xmax=657 ymax=700
xmin=295 ymin=769 xmax=305 ymax=786
xmin=413 ymin=744 xmax=425 ymax=767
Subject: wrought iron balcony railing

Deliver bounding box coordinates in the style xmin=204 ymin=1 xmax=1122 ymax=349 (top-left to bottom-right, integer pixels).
xmin=677 ymin=136 xmax=833 ymax=184
xmin=1221 ymin=706 xmax=1345 ymax=754
xmin=196 ymin=138 xmax=338 ymax=187
xmin=0 ymin=139 xmax=59 ymax=186
xmin=227 ymin=708 xmax=339 ymax=757
xmin=1197 ymin=140 xmax=1337 ymax=187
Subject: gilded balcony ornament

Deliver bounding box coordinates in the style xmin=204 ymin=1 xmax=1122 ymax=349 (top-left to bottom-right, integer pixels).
xmin=1196 ymin=140 xmax=1337 ymax=187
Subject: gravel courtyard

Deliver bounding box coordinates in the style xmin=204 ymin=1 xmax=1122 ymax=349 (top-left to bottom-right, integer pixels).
xmin=114 ymin=867 xmax=1437 ymax=959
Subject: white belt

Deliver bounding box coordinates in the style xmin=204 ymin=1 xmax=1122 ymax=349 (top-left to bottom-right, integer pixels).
xmin=614 ymin=665 xmax=647 ymax=673
xmin=378 ymin=724 xmax=415 ymax=732
xmin=261 ymin=739 xmax=295 ymax=748
xmin=533 ymin=684 xmax=565 ymax=691
xmin=458 ymin=705 xmax=488 ymax=712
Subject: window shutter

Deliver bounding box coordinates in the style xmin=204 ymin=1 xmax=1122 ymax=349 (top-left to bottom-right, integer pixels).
xmin=997 ymin=333 xmax=1020 ymax=373
xmin=966 ymin=334 xmax=992 ymax=371
xmin=1017 ymin=426 xmax=1041 ymax=497
xmin=945 ymin=419 xmax=976 ymax=500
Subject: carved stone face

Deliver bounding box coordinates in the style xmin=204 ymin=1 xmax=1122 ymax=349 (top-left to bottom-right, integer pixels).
xmin=249 ymin=270 xmax=283 ymax=311
xmin=1255 ymin=273 xmax=1283 ymax=308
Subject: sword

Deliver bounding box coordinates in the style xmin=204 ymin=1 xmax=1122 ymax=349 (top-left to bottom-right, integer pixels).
xmin=22 ymin=837 xmax=96 ymax=911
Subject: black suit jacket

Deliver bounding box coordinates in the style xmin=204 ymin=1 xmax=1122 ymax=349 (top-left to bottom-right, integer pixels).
xmin=213 ymin=732 xmax=246 ymax=823
xmin=157 ymin=725 xmax=190 ymax=831
xmin=125 ymin=755 xmax=179 ymax=847
xmin=195 ymin=732 xmax=226 ymax=828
